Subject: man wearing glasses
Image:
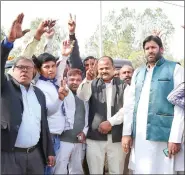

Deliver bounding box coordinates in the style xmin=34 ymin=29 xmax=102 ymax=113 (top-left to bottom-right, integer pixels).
xmin=1 ymin=13 xmax=55 ymax=174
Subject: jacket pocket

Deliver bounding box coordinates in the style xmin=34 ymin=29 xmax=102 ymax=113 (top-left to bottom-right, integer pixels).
xmin=158 ymin=78 xmax=171 ymax=81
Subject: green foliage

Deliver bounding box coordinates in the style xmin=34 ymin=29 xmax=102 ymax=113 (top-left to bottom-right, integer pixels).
xmin=5 ymin=18 xmax=67 ymax=58
xmin=85 ymin=7 xmax=176 ymax=68
xmin=1 ymin=26 xmax=6 ymax=41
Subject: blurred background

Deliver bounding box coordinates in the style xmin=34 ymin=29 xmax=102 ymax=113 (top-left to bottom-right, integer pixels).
xmin=1 ymin=1 xmax=184 ymax=68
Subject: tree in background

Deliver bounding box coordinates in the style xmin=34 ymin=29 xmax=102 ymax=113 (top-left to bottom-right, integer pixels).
xmin=85 ymin=7 xmax=177 ymax=68
xmin=5 ymin=18 xmax=67 ymax=58
xmin=1 ymin=26 xmax=6 ymax=41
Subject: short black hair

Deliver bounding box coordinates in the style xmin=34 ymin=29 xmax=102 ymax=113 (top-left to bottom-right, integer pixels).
xmin=32 ymin=53 xmax=57 ymax=69
xmin=143 ymin=35 xmax=163 ymax=49
xmin=83 ymin=56 xmax=96 ymax=65
xmin=98 ymin=56 xmax=114 ymax=66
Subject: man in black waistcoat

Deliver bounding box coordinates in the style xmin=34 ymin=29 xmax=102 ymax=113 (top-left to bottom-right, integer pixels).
xmin=77 ymin=56 xmax=128 ymax=174
xmin=1 ymin=13 xmax=55 ymax=174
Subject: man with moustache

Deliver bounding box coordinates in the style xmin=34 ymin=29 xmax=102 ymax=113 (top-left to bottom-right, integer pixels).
xmin=119 ymin=65 xmax=134 ymax=85
xmin=55 ymin=68 xmax=89 ymax=174
xmin=77 ymin=56 xmax=128 ymax=174
xmin=1 ymin=13 xmax=55 ymax=174
xmin=122 ymin=35 xmax=184 ymax=174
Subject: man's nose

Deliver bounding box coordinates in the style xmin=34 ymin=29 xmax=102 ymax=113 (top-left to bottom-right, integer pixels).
xmin=148 ymin=48 xmax=154 ymax=53
xmin=22 ymin=68 xmax=28 ymax=72
xmin=49 ymin=67 xmax=53 ymax=71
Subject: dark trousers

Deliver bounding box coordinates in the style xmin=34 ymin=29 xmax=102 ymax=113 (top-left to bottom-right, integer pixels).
xmin=1 ymin=147 xmax=44 ymax=174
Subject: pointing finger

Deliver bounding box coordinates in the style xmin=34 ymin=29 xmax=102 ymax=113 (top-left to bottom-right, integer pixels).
xmin=63 ymin=77 xmax=67 ymax=88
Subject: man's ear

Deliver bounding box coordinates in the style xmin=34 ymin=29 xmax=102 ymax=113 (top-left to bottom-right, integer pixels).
xmin=160 ymin=47 xmax=164 ymax=54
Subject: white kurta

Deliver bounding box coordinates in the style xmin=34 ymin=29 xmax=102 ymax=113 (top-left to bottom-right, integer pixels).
xmin=122 ymin=64 xmax=184 ymax=174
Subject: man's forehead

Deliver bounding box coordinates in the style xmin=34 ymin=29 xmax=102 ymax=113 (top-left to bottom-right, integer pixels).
xmin=121 ymin=65 xmax=133 ymax=71
xmin=144 ymin=40 xmax=159 ymax=47
xmin=98 ymin=58 xmax=112 ymax=65
xmin=16 ymin=59 xmax=34 ymax=66
xmin=42 ymin=61 xmax=56 ymax=66
xmin=85 ymin=59 xmax=95 ymax=63
xmin=68 ymin=74 xmax=82 ymax=79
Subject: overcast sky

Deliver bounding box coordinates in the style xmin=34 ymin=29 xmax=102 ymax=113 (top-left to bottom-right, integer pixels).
xmin=1 ymin=1 xmax=184 ymax=59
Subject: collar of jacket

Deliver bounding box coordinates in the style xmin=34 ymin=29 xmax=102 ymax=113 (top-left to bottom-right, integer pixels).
xmin=8 ymin=74 xmax=35 ymax=94
xmin=96 ymin=77 xmax=122 ymax=86
xmin=146 ymin=57 xmax=165 ymax=68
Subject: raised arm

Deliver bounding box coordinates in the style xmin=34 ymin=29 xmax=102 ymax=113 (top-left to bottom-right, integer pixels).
xmin=43 ymin=27 xmax=55 ymax=54
xmin=1 ymin=13 xmax=29 ymax=88
xmin=56 ymin=39 xmax=75 ymax=85
xmin=67 ymin=14 xmax=84 ymax=73
xmin=22 ymin=20 xmax=56 ymax=58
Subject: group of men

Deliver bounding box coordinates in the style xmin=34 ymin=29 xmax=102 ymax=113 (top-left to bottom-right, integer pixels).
xmin=1 ymin=12 xmax=184 ymax=175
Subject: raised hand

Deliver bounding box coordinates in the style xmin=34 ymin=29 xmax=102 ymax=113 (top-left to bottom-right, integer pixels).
xmin=45 ymin=28 xmax=55 ymax=39
xmin=61 ymin=40 xmax=75 ymax=57
xmin=8 ymin=13 xmax=30 ymax=42
xmin=35 ymin=20 xmax=56 ymax=40
xmin=86 ymin=60 xmax=98 ymax=80
xmin=68 ymin=13 xmax=76 ymax=34
xmin=152 ymin=29 xmax=164 ymax=38
xmin=48 ymin=20 xmax=56 ymax=29
xmin=58 ymin=77 xmax=69 ymax=100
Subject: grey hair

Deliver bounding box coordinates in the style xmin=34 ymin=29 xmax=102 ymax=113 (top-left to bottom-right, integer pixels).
xmin=13 ymin=56 xmax=35 ymax=68
xmin=121 ymin=64 xmax=134 ymax=72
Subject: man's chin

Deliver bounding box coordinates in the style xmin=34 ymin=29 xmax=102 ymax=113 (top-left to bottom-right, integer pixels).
xmin=71 ymin=89 xmax=77 ymax=94
xmin=19 ymin=81 xmax=30 ymax=87
xmin=125 ymin=80 xmax=131 ymax=85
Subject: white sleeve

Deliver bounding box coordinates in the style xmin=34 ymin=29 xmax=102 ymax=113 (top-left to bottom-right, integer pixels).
xmin=169 ymin=64 xmax=184 ymax=143
xmin=83 ymin=102 xmax=89 ymax=136
xmin=77 ymin=78 xmax=92 ymax=101
xmin=122 ymin=70 xmax=137 ymax=136
xmin=56 ymin=55 xmax=69 ymax=86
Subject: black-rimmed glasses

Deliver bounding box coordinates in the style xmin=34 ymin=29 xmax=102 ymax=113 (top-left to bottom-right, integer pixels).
xmin=15 ymin=65 xmax=34 ymax=71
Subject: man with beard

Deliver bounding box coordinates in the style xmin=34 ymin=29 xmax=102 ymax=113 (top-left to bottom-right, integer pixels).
xmin=55 ymin=68 xmax=89 ymax=174
xmin=122 ymin=35 xmax=184 ymax=174
xmin=77 ymin=56 xmax=128 ymax=174
xmin=119 ymin=65 xmax=134 ymax=85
